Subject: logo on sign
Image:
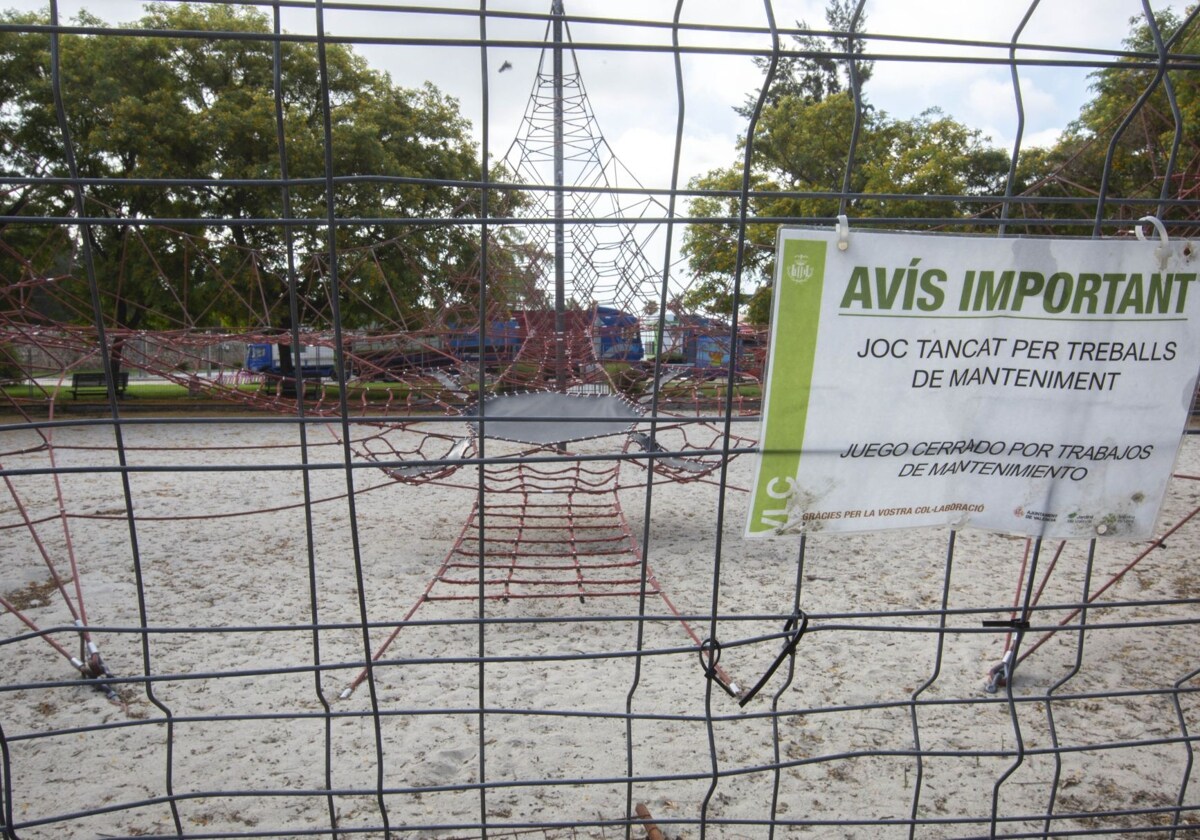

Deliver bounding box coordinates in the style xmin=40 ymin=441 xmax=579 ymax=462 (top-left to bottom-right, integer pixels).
xmin=787 ymin=253 xmax=814 ymax=284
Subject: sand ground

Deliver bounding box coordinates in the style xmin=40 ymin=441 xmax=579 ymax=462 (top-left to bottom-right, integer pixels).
xmin=3 ymin=418 xmax=1199 ymax=838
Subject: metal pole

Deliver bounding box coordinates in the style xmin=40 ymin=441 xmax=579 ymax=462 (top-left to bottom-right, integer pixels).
xmin=552 ymin=0 xmax=566 ymax=391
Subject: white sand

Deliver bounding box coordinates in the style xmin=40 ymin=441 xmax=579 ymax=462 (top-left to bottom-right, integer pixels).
xmin=3 ymin=418 xmax=1199 ymax=838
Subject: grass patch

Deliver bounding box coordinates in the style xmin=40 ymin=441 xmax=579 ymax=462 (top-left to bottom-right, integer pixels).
xmin=661 ymin=381 xmax=762 ymax=399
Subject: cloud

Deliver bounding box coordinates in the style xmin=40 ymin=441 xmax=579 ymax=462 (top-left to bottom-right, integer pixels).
xmin=610 ymin=125 xmax=739 ymax=190
xmin=1023 ymin=126 xmax=1066 ymax=149
xmin=959 ymin=74 xmax=1063 ymax=148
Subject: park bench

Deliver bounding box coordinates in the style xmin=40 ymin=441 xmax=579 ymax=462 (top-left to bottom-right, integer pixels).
xmin=70 ymin=371 xmax=129 ymax=398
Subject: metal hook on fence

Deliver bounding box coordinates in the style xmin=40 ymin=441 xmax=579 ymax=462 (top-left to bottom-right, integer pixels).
xmin=835 ymin=214 xmax=850 ymax=251
xmin=1135 ymin=215 xmax=1170 ymax=270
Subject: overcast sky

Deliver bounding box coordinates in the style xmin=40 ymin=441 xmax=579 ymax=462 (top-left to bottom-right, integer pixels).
xmin=6 ymin=1 xmax=1191 ymax=192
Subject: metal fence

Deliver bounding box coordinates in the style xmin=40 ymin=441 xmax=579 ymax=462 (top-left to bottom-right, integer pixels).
xmin=2 ymin=2 xmax=1200 ymax=838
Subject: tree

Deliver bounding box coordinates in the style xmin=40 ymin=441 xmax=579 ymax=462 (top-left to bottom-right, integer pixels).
xmin=736 ymin=0 xmax=873 ymax=118
xmin=1010 ymin=8 xmax=1200 ymax=232
xmin=0 ymin=3 xmax=503 ymax=373
xmin=683 ymin=4 xmax=1200 ymax=320
xmin=683 ymin=2 xmax=1006 ymax=321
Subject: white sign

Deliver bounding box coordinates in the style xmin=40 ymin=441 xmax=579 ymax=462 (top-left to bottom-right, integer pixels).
xmin=746 ymin=226 xmax=1200 ymax=540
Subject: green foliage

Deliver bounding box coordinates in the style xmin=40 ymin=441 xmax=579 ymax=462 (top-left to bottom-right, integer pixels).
xmin=0 ymin=344 xmax=23 ymax=382
xmin=681 ymin=4 xmax=1194 ymax=320
xmin=684 ymin=93 xmax=1006 ymax=320
xmin=737 ymin=0 xmax=873 ymax=117
xmin=1012 ymin=8 xmax=1200 ymax=231
xmin=0 ymin=2 xmax=496 ymax=337
xmin=693 ymin=2 xmax=881 ymax=321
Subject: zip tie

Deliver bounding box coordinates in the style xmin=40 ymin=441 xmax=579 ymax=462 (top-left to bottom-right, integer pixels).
xmin=982 ymin=618 xmax=1030 ymax=630
xmin=835 ymin=214 xmax=850 ymax=251
xmin=1135 ymin=215 xmax=1170 ymax=270
xmin=697 ymin=637 xmax=723 ymax=681
xmin=738 ymin=609 xmax=808 ymax=706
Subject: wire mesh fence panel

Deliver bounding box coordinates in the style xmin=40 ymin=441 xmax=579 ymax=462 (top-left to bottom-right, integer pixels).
xmin=2 ymin=1 xmax=1200 ymax=838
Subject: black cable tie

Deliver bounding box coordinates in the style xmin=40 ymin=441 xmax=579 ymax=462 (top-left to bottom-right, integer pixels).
xmin=697 ymin=637 xmax=723 ymax=681
xmin=738 ymin=609 xmax=808 ymax=707
xmin=982 ymin=618 xmax=1030 ymax=630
